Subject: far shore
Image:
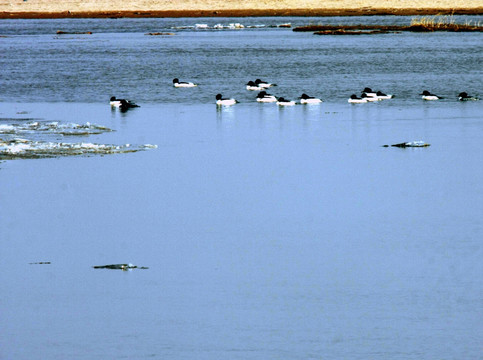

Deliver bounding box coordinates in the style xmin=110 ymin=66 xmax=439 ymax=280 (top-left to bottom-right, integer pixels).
xmin=1 ymin=8 xmax=483 ymax=19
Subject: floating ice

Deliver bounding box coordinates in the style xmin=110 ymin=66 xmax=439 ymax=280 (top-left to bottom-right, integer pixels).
xmin=0 ymin=121 xmax=113 ymax=136
xmin=0 ymin=138 xmax=157 ymax=159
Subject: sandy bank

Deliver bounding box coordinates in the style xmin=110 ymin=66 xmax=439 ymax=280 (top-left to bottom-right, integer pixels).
xmin=1 ymin=0 xmax=482 ymax=18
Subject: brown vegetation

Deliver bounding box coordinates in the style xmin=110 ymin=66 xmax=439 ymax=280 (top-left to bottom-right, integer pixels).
xmin=294 ymin=16 xmax=483 ymax=35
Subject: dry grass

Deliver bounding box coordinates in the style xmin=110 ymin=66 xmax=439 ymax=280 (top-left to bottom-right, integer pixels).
xmin=410 ymin=14 xmax=482 ymax=30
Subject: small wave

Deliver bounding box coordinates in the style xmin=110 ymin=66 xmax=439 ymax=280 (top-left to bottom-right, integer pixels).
xmin=0 ymin=138 xmax=157 ymax=159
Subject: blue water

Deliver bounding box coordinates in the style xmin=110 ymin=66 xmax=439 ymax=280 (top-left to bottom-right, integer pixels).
xmin=0 ymin=17 xmax=482 ymax=360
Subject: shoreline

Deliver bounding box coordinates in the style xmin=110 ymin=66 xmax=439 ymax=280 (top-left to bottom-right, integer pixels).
xmin=1 ymin=8 xmax=483 ymax=19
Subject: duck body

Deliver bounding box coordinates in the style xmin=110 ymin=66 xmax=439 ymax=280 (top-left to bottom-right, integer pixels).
xmin=256 ymin=91 xmax=277 ymax=103
xmin=276 ymin=97 xmax=296 ymax=106
xmin=110 ymin=96 xmax=139 ymax=108
xmin=348 ymin=94 xmax=368 ymax=103
xmin=362 ymin=87 xmax=378 ymax=97
xmin=246 ymin=81 xmax=264 ymax=91
xmin=375 ymin=91 xmax=394 ymax=100
xmin=173 ymin=78 xmax=197 ymax=87
xmin=361 ymin=93 xmax=380 ymax=102
xmin=299 ymin=93 xmax=322 ymax=104
xmin=216 ymin=93 xmax=237 ymax=106
xmin=458 ymin=92 xmax=479 ymax=101
xmin=255 ymin=78 xmax=276 ymax=88
xmin=420 ymin=90 xmax=441 ymax=100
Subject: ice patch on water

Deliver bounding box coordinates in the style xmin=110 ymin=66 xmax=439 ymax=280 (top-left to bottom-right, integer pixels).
xmin=0 ymin=121 xmax=113 ymax=136
xmin=0 ymin=138 xmax=157 ymax=159
xmin=172 ymin=23 xmax=290 ymax=30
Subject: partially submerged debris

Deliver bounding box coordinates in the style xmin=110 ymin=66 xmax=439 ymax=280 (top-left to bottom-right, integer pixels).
xmin=92 ymin=263 xmax=149 ymax=270
xmin=145 ymin=32 xmax=176 ymax=36
xmin=383 ymin=141 xmax=431 ymax=148
xmin=56 ymin=30 xmax=92 ymax=35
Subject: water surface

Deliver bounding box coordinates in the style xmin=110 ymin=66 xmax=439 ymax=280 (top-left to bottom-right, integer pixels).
xmin=0 ymin=16 xmax=482 ymax=360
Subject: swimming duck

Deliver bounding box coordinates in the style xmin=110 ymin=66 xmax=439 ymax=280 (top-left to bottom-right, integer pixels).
xmin=375 ymin=90 xmax=394 ymax=100
xmin=110 ymin=96 xmax=139 ymax=108
xmin=362 ymin=87 xmax=378 ymax=97
xmin=348 ymin=94 xmax=368 ymax=103
xmin=246 ymin=81 xmax=264 ymax=91
xmin=299 ymin=93 xmax=322 ymax=104
xmin=216 ymin=94 xmax=237 ymax=106
xmin=173 ymin=78 xmax=197 ymax=87
xmin=458 ymin=92 xmax=479 ymax=101
xmin=255 ymin=79 xmax=277 ymax=88
xmin=361 ymin=93 xmax=380 ymax=102
xmin=420 ymin=90 xmax=441 ymax=100
xmin=256 ymin=91 xmax=277 ymax=103
xmin=276 ymin=97 xmax=296 ymax=106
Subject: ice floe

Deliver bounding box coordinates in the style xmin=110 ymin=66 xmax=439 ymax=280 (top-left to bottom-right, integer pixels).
xmin=0 ymin=138 xmax=157 ymax=159
xmin=172 ymin=23 xmax=291 ymax=30
xmin=0 ymin=121 xmax=113 ymax=136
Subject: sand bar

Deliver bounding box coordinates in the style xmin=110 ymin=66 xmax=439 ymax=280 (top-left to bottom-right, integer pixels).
xmin=1 ymin=0 xmax=482 ymax=18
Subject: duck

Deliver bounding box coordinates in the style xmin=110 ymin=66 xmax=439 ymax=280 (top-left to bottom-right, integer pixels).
xmin=276 ymin=97 xmax=296 ymax=106
xmin=420 ymin=90 xmax=441 ymax=100
xmin=255 ymin=78 xmax=277 ymax=88
xmin=361 ymin=93 xmax=380 ymax=102
xmin=299 ymin=93 xmax=322 ymax=104
xmin=110 ymin=96 xmax=140 ymax=108
xmin=375 ymin=90 xmax=394 ymax=100
xmin=173 ymin=78 xmax=197 ymax=87
xmin=216 ymin=94 xmax=237 ymax=106
xmin=246 ymin=81 xmax=264 ymax=91
xmin=362 ymin=87 xmax=378 ymax=98
xmin=348 ymin=94 xmax=368 ymax=103
xmin=458 ymin=92 xmax=479 ymax=101
xmin=256 ymin=91 xmax=277 ymax=103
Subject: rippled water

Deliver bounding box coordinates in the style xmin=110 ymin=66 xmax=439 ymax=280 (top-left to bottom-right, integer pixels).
xmin=1 ymin=16 xmax=482 ymax=360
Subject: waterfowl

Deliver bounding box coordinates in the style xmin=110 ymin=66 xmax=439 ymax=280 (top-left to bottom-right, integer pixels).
xmin=246 ymin=81 xmax=264 ymax=91
xmin=276 ymin=97 xmax=296 ymax=106
xmin=299 ymin=93 xmax=322 ymax=104
xmin=458 ymin=92 xmax=479 ymax=101
xmin=256 ymin=91 xmax=277 ymax=103
xmin=420 ymin=90 xmax=441 ymax=100
xmin=255 ymin=79 xmax=277 ymax=88
xmin=110 ymin=96 xmax=139 ymax=108
xmin=348 ymin=94 xmax=368 ymax=103
xmin=361 ymin=93 xmax=380 ymax=102
xmin=362 ymin=87 xmax=377 ymax=97
xmin=216 ymin=94 xmax=237 ymax=106
xmin=173 ymin=78 xmax=197 ymax=87
xmin=375 ymin=90 xmax=394 ymax=100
